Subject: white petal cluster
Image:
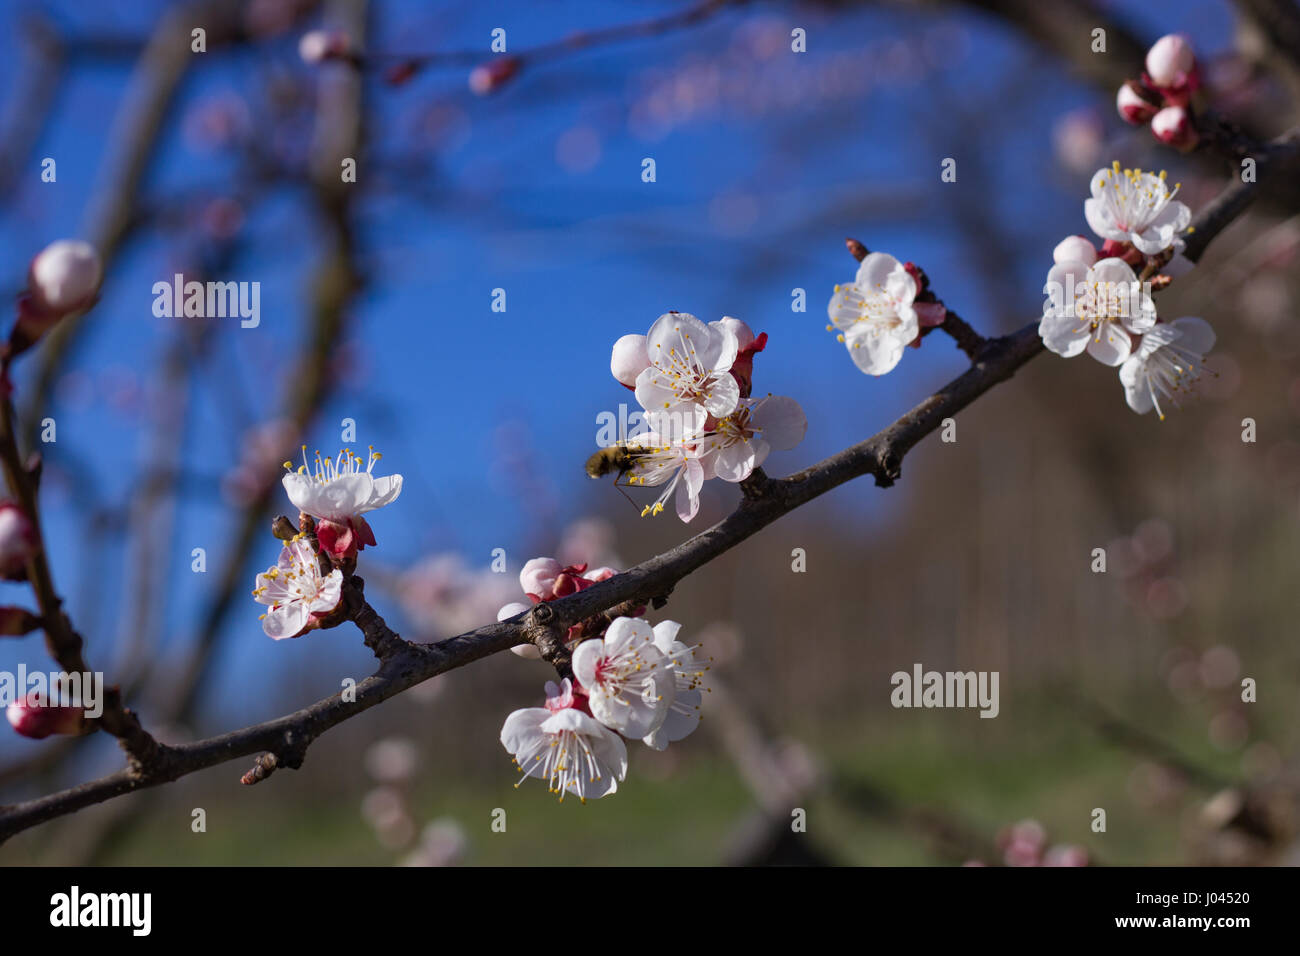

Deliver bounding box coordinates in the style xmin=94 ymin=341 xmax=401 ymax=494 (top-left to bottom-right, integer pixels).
xmin=1038 ymin=165 xmax=1213 ymax=418
xmin=598 ymin=315 xmax=805 ymax=522
xmin=499 ymin=617 xmax=707 ymax=802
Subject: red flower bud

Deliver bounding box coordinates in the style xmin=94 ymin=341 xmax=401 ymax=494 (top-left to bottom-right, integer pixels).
xmin=6 ymin=691 xmax=88 ymax=739
xmin=1151 ymin=106 xmax=1199 ymax=151
xmin=1116 ymin=80 xmax=1160 ymax=125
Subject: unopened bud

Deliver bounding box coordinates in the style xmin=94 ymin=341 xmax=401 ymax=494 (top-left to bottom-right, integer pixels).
xmin=28 ymin=240 xmax=101 ymax=315
xmin=610 ymin=334 xmax=649 ymax=389
xmin=1053 ymin=235 xmax=1099 ymax=266
xmin=1145 ymin=34 xmax=1195 ymax=90
xmin=6 ymin=691 xmax=88 ymax=739
xmin=1116 ymin=80 xmax=1160 ymax=125
xmin=1151 ymin=106 xmax=1198 ymax=151
xmin=519 ymin=557 xmax=562 ymax=600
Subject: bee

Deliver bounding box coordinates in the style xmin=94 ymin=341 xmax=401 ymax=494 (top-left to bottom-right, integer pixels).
xmin=584 ymin=441 xmax=652 ymax=510
xmin=584 ymin=443 xmax=642 ymax=480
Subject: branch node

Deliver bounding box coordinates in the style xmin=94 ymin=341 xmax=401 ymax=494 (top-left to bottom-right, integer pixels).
xmin=240 ymin=753 xmax=279 ymax=786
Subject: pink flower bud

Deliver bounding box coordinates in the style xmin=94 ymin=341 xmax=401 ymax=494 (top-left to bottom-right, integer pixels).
xmin=469 ymin=57 xmax=521 ymax=96
xmin=1151 ymin=106 xmax=1198 ymax=150
xmin=299 ymin=29 xmax=350 ymax=64
xmin=0 ymin=502 xmax=36 ymax=580
xmin=27 ymin=240 xmax=101 ymax=316
xmin=583 ymin=566 xmax=617 ymax=583
xmin=315 ymin=515 xmax=376 ymax=562
xmin=519 ymin=557 xmax=562 ymax=600
xmin=1053 ymin=235 xmax=1098 ymax=266
xmin=610 ymin=333 xmax=649 ymax=389
xmin=1116 ymin=80 xmax=1160 ymax=125
xmin=1145 ymin=34 xmax=1195 ymax=90
xmin=6 ymin=691 xmax=88 ymax=739
xmin=715 ymin=316 xmax=755 ymax=352
xmin=551 ymin=569 xmax=596 ymax=598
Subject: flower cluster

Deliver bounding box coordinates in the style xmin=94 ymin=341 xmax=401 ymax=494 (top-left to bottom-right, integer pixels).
xmin=497 ymin=556 xmax=622 ymax=658
xmin=500 ymin=616 xmax=707 ymax=802
xmin=598 ymin=313 xmax=806 ymax=522
xmin=1116 ymin=34 xmax=1200 ymax=151
xmin=826 ymin=251 xmax=947 ymax=375
xmin=1039 ymin=163 xmax=1214 ymax=419
xmin=249 ymin=444 xmax=402 ymax=638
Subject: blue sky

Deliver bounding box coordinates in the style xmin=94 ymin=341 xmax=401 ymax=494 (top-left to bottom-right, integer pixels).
xmin=0 ymin=0 xmax=1237 ymax=745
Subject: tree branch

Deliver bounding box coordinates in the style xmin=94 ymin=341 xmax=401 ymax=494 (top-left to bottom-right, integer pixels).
xmin=1 ymin=125 xmax=1293 ymax=846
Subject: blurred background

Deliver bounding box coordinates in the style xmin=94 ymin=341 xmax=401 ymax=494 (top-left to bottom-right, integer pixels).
xmin=0 ymin=0 xmax=1298 ymax=865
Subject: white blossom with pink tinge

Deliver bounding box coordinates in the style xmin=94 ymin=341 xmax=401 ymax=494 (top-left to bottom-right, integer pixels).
xmin=501 ymin=679 xmax=627 ymax=801
xmin=1084 ymin=164 xmax=1191 ymax=256
xmin=252 ymin=536 xmax=343 ymax=639
xmin=634 ymin=312 xmax=740 ymax=421
xmin=623 ymin=417 xmax=717 ymax=522
xmin=1040 ymin=257 xmax=1156 ymax=366
xmin=710 ymin=395 xmax=807 ymax=483
xmin=1119 ymin=316 xmax=1216 ymax=419
xmin=827 ymin=251 xmax=920 ymax=376
xmin=573 ymin=617 xmax=675 ymax=739
xmin=641 ymin=619 xmax=708 ymax=751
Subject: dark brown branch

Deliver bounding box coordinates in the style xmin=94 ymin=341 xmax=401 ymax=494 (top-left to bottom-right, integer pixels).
xmin=0 ymin=388 xmax=160 ymax=768
xmin=1183 ymin=126 xmax=1300 ymax=262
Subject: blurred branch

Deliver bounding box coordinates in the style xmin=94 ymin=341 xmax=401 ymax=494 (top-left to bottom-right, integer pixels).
xmin=1234 ymin=0 xmax=1300 ymax=75
xmin=18 ymin=0 xmax=313 ymax=447
xmin=366 ymin=0 xmax=743 ymax=75
xmin=0 ymin=17 xmax=64 ymax=200
xmin=1069 ymin=695 xmax=1232 ymax=792
xmin=1183 ymin=126 xmax=1300 ymax=261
